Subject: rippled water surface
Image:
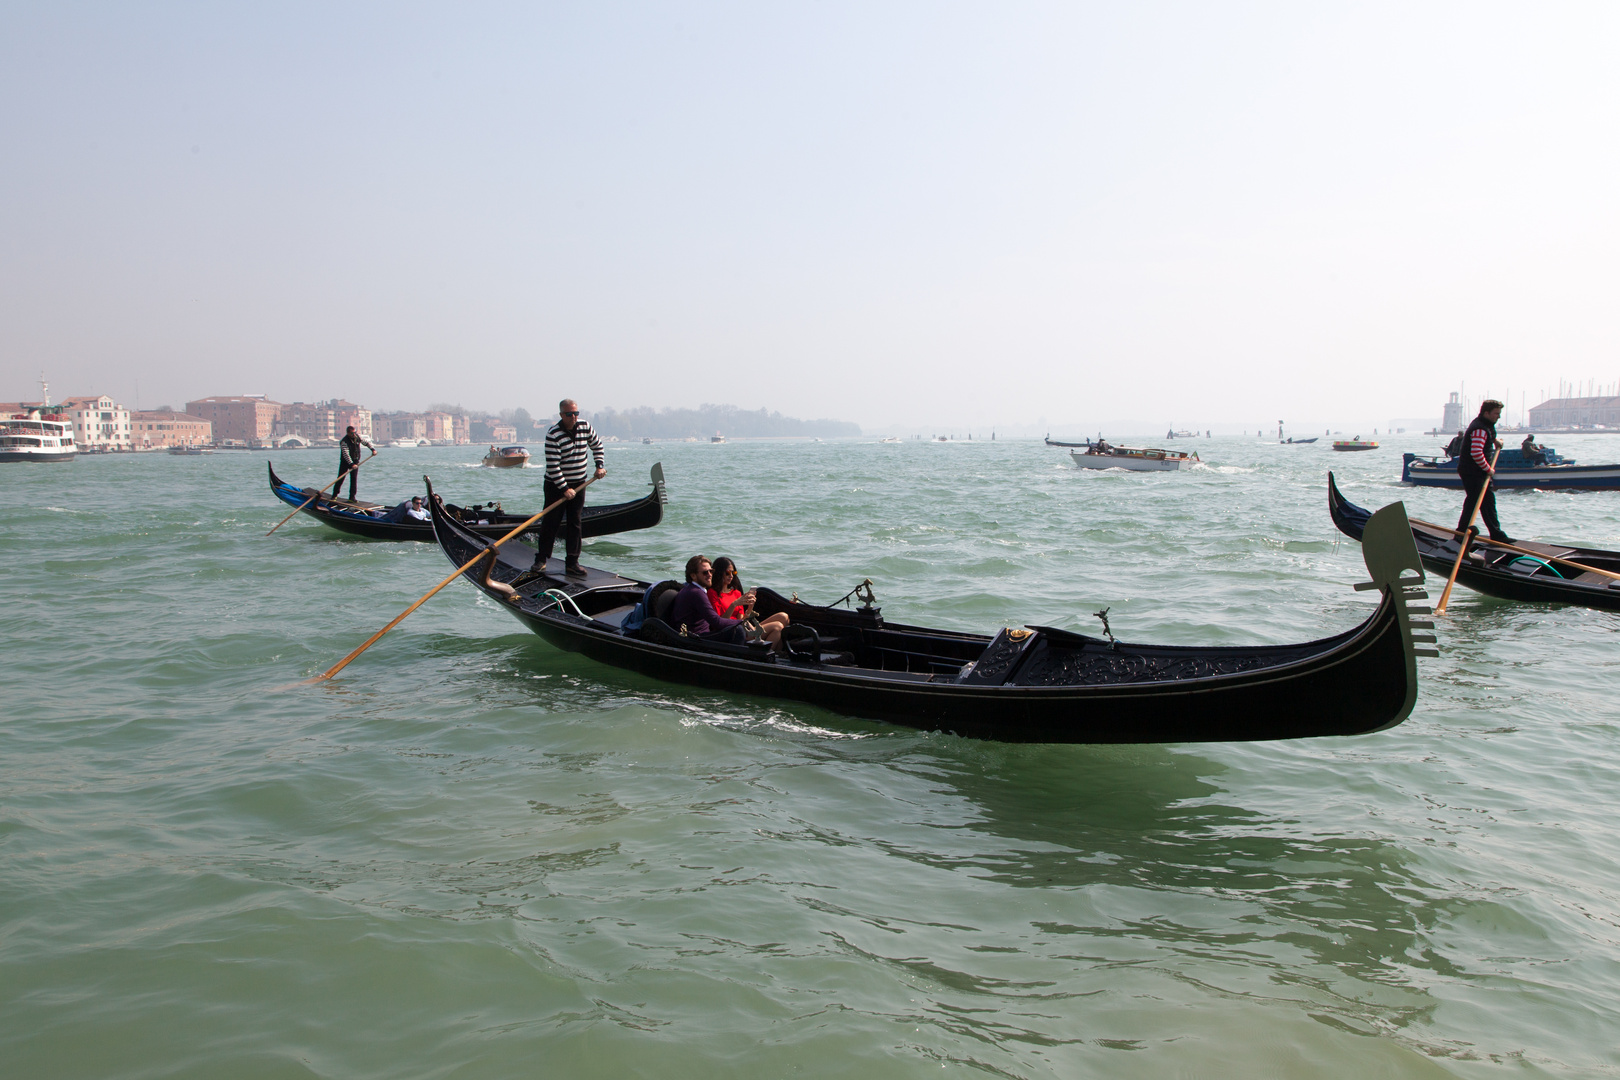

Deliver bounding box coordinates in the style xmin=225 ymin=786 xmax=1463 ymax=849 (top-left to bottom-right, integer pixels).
xmin=4 ymin=436 xmax=1619 ymax=1078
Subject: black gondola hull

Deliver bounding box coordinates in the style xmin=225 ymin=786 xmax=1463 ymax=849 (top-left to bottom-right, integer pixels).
xmin=427 ymin=482 xmax=1431 ymax=743
xmin=1328 ymin=472 xmax=1620 ymax=611
xmin=269 ymin=461 xmax=665 ymax=542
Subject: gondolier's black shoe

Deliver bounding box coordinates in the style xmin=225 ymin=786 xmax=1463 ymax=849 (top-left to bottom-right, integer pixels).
xmin=565 ymin=562 xmax=587 ymax=578
xmin=1493 ymin=535 xmax=1517 ymax=546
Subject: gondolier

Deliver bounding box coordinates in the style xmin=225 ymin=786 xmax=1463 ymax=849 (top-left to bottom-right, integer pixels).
xmin=534 ymin=398 xmax=607 ymax=577
xmin=1457 ymin=399 xmax=1513 ymax=545
xmin=335 ymin=425 xmax=374 ymax=502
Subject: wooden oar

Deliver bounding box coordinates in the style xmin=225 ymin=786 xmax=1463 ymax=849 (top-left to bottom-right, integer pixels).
xmin=302 ymin=475 xmax=596 ymax=684
xmin=266 ymin=449 xmax=377 ymax=536
xmin=1435 ymin=446 xmax=1501 ymax=616
xmin=1409 ymin=518 xmax=1620 ymax=582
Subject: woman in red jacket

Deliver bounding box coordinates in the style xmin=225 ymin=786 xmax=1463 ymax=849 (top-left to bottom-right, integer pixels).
xmin=708 ymin=557 xmax=790 ymax=640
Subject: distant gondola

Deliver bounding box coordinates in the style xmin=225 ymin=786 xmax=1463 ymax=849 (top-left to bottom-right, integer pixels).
xmin=427 ymin=479 xmax=1434 ymax=743
xmin=268 ymin=461 xmax=666 ymax=542
xmin=1329 ymin=472 xmax=1620 ymax=611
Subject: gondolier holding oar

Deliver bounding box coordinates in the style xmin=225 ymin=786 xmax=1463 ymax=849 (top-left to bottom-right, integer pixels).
xmin=334 ymin=425 xmax=375 ymax=502
xmin=1457 ymin=399 xmax=1514 ymax=546
xmin=534 ymin=398 xmax=606 ymax=578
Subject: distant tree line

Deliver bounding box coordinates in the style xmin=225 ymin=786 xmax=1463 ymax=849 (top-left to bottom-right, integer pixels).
xmin=588 ymin=404 xmax=860 ymax=440
xmin=421 ymin=402 xmax=858 ymax=442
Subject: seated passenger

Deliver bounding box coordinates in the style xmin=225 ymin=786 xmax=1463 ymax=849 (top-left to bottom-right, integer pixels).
xmin=708 ymin=557 xmax=789 ymax=648
xmin=1520 ymin=434 xmax=1546 ymax=465
xmin=369 ymin=496 xmax=431 ymax=523
xmin=669 ymin=556 xmax=753 ymax=645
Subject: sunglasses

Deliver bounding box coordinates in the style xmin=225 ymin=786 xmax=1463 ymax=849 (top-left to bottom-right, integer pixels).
xmin=561 ymin=410 xmax=579 ymax=416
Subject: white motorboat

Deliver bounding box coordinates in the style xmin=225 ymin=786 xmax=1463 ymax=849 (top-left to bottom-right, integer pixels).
xmin=1070 ymin=441 xmax=1198 ymax=472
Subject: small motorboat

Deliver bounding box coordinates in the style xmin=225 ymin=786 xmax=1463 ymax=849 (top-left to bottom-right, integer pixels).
xmin=1401 ymin=446 xmax=1620 ymax=491
xmin=482 ymin=445 xmax=531 ymax=468
xmin=1071 ymin=441 xmax=1198 ymax=472
xmin=1333 ymin=438 xmax=1379 ymax=451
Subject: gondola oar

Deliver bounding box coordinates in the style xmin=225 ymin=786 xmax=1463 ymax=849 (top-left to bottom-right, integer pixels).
xmin=266 ymin=449 xmax=378 ymax=536
xmin=1435 ymin=446 xmax=1501 ymax=615
xmin=301 ymin=474 xmax=596 ymax=684
xmin=1408 ymin=519 xmax=1620 ymax=582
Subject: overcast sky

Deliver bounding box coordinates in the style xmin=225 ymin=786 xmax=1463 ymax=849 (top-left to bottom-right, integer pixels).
xmin=3 ymin=2 xmax=1617 ymax=432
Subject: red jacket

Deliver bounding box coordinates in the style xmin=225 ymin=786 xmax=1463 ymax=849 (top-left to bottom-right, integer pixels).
xmin=707 ymin=587 xmax=746 ymax=620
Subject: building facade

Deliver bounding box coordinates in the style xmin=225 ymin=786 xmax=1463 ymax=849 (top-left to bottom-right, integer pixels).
xmin=276 ymin=402 xmax=338 ymax=443
xmin=187 ymin=395 xmax=282 ymax=446
xmin=329 ymin=400 xmax=373 ymax=442
xmin=59 ymin=395 xmax=133 ymax=450
xmin=1526 ymin=396 xmax=1620 ymax=430
xmin=133 ymin=411 xmax=213 ymax=449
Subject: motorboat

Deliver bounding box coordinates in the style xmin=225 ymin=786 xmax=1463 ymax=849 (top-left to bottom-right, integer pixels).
xmin=482 ymin=445 xmax=530 ymax=468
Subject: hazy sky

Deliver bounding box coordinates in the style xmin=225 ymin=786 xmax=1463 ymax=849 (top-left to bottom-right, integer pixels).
xmin=4 ymin=2 xmax=1618 ymax=432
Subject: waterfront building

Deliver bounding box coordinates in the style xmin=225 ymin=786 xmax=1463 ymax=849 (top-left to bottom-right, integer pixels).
xmin=328 ymin=400 xmax=373 ymax=443
xmin=187 ymin=395 xmax=282 ymax=446
xmin=1527 ymin=396 xmax=1620 ymax=430
xmin=59 ymin=395 xmax=133 ymax=451
xmin=132 ymin=411 xmax=213 ymax=449
xmin=277 ymin=401 xmax=339 ymax=443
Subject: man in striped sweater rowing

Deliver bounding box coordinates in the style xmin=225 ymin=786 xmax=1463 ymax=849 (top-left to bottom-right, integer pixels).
xmin=533 ymin=398 xmax=607 ymax=577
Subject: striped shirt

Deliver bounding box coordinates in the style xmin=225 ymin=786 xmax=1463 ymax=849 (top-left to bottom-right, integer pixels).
xmin=544 ymin=419 xmax=606 ymax=485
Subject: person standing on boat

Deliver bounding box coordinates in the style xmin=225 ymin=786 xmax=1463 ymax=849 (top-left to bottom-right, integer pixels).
xmin=335 ymin=425 xmax=374 ymax=502
xmin=1457 ymin=399 xmax=1514 ymax=545
xmin=533 ymin=398 xmax=606 ymax=578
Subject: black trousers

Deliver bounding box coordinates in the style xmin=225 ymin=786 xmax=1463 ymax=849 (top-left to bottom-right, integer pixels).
xmin=1458 ymin=470 xmax=1504 ymax=539
xmin=535 ymin=479 xmax=584 ymax=565
xmin=337 ymin=457 xmax=360 ymax=501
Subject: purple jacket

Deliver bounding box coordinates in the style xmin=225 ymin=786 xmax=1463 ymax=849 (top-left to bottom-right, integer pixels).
xmin=669 ymin=582 xmax=741 ymax=638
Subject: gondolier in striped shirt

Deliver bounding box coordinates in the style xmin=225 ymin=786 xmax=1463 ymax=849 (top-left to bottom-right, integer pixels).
xmin=533 ymin=398 xmax=607 ymax=577
xmin=1457 ymin=398 xmax=1514 ymax=546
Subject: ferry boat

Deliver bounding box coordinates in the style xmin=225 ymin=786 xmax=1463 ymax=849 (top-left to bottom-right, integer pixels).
xmin=1333 ymin=437 xmax=1379 ymax=452
xmin=481 ymin=445 xmax=530 ymax=468
xmin=1070 ymin=441 xmax=1198 ymax=472
xmin=1 ymin=411 xmax=76 ymax=463
xmin=711 ymin=432 xmax=726 ymax=443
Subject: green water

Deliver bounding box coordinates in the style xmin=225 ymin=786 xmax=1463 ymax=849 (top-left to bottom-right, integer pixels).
xmin=3 ymin=437 xmax=1619 ymax=1078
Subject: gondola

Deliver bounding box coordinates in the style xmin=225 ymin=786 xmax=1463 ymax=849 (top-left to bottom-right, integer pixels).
xmin=1329 ymin=472 xmax=1620 ymax=611
xmin=427 ymin=479 xmax=1435 ymax=743
xmin=268 ymin=461 xmax=666 ymax=542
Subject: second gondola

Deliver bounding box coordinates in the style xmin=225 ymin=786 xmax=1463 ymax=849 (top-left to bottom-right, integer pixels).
xmin=1329 ymin=472 xmax=1620 ymax=610
xmin=269 ymin=460 xmax=667 ymax=542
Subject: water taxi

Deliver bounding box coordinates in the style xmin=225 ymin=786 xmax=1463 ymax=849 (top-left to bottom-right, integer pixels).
xmin=1070 ymin=441 xmax=1198 ymax=471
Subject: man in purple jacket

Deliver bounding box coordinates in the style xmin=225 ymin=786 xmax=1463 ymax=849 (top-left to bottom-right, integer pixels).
xmin=669 ymin=556 xmax=747 ymax=643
